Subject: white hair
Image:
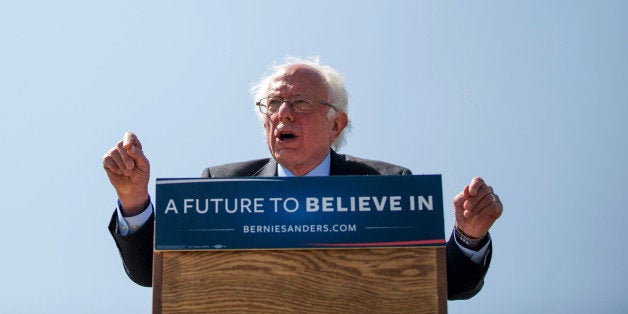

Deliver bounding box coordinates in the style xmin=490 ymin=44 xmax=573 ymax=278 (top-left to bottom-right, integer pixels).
xmin=250 ymin=56 xmax=351 ymax=151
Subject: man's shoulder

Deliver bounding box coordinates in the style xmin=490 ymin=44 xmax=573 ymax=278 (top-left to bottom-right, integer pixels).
xmin=201 ymin=158 xmax=274 ymax=178
xmin=333 ymin=153 xmax=412 ymax=175
xmin=200 ymin=152 xmax=412 ymax=177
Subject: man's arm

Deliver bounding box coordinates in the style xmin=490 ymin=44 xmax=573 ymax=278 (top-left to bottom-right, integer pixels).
xmin=108 ymin=210 xmax=154 ymax=287
xmin=446 ymin=231 xmax=492 ymax=300
xmin=103 ymin=131 xmax=154 ymax=286
xmin=447 ymin=176 xmax=502 ymax=299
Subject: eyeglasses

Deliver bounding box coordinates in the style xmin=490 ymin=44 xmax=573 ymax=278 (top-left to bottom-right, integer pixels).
xmin=256 ymin=95 xmax=337 ymax=115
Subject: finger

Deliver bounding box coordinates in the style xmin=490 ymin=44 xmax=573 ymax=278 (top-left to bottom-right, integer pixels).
xmin=464 ymin=184 xmax=493 ymax=211
xmin=122 ymin=131 xmax=142 ymax=150
xmin=125 ymin=143 xmax=149 ymax=172
xmin=485 ymin=198 xmax=503 ymax=220
xmin=468 ymin=177 xmax=486 ymax=196
xmin=121 ymin=131 xmax=148 ymax=171
xmin=473 ymin=192 xmax=501 ymax=214
xmin=453 ymin=185 xmax=470 ymax=208
xmin=453 ymin=186 xmax=475 ymax=219
xmin=102 ymin=149 xmax=124 ymax=175
xmin=470 ymin=196 xmax=503 ymax=221
xmin=116 ymin=140 xmax=135 ymax=170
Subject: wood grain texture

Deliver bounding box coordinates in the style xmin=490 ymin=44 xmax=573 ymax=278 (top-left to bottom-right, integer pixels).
xmin=154 ymin=248 xmax=446 ymax=313
xmin=152 ymin=251 xmax=163 ymax=314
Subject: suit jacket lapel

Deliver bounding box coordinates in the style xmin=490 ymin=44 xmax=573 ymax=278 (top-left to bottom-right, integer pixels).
xmin=330 ymin=150 xmax=354 ymax=175
xmin=253 ymin=158 xmax=278 ymax=177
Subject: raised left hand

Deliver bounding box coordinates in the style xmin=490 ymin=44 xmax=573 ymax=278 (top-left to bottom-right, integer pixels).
xmin=453 ymin=177 xmax=503 ymax=239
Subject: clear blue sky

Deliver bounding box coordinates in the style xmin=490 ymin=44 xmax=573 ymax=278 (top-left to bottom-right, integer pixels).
xmin=1 ymin=1 xmax=626 ymax=313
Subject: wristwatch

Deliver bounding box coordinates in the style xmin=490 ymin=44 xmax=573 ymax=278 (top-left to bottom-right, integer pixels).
xmin=455 ymin=227 xmax=487 ymax=250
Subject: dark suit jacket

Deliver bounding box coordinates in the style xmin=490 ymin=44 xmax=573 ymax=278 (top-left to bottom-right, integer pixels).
xmin=109 ymin=150 xmax=491 ymax=300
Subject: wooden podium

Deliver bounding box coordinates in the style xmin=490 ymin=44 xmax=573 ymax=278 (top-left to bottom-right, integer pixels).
xmin=153 ymin=176 xmax=448 ymax=313
xmin=152 ymin=247 xmax=447 ymax=313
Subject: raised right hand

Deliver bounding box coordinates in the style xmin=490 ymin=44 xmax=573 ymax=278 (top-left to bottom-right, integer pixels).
xmin=102 ymin=131 xmax=150 ymax=216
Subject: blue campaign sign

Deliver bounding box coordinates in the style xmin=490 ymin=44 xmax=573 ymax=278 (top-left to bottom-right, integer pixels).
xmin=154 ymin=175 xmax=445 ymax=251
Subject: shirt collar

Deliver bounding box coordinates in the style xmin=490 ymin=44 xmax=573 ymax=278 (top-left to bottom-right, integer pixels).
xmin=277 ymin=152 xmax=331 ymax=177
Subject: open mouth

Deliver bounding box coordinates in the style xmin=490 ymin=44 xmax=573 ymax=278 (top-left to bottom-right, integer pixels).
xmin=279 ymin=132 xmax=296 ymax=140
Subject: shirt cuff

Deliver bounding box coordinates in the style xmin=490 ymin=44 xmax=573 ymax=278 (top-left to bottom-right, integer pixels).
xmin=453 ymin=234 xmax=491 ymax=266
xmin=115 ymin=200 xmax=154 ymax=236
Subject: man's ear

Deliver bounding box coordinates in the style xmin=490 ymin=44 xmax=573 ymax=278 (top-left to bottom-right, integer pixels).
xmin=331 ymin=112 xmax=348 ymax=137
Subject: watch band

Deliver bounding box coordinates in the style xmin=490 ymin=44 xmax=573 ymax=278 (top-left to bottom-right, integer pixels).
xmin=455 ymin=227 xmax=485 ymax=250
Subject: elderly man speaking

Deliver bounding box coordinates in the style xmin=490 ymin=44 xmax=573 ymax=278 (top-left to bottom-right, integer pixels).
xmin=103 ymin=57 xmax=503 ymax=300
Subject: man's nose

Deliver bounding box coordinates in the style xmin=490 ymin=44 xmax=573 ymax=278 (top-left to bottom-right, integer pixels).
xmin=276 ymin=101 xmax=295 ymax=121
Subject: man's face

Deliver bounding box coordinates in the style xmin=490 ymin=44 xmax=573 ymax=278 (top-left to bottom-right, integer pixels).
xmin=263 ymin=65 xmax=347 ymax=176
